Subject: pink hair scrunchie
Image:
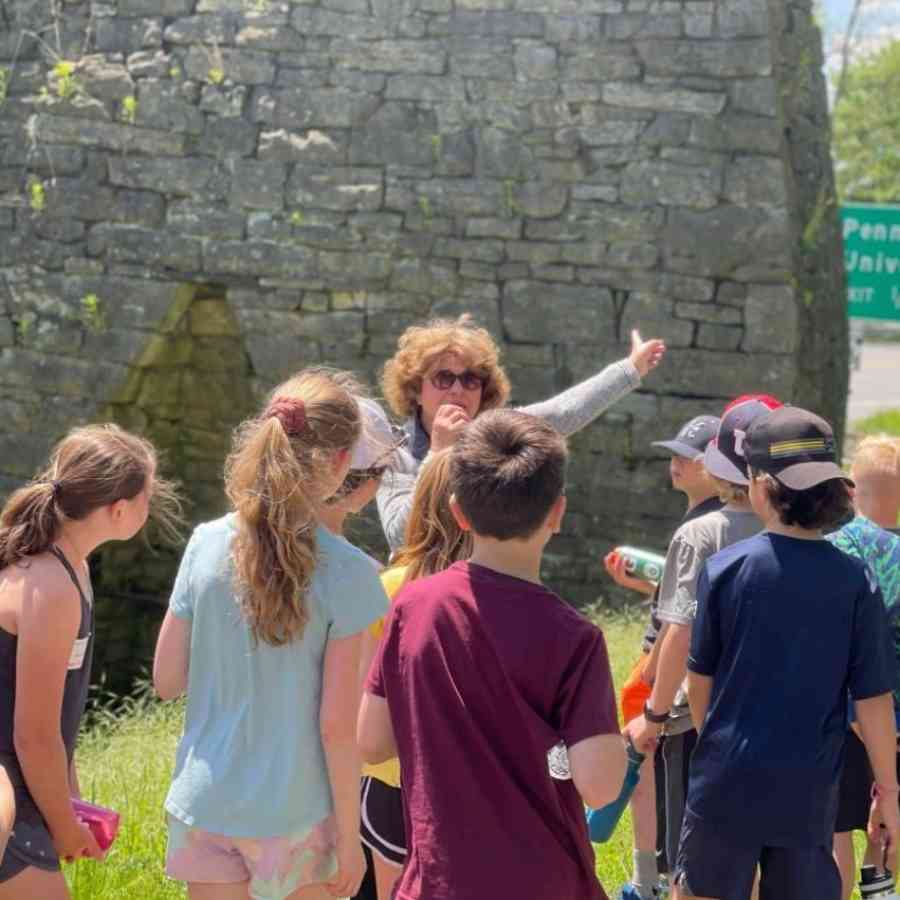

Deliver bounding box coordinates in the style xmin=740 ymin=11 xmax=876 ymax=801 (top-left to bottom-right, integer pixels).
xmin=265 ymin=397 xmax=307 ymax=436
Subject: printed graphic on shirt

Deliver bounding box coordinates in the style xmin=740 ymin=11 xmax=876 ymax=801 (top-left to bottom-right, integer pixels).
xmin=547 ymin=742 xmax=571 ymax=781
xmin=68 ymin=635 xmax=90 ymax=670
xmin=827 ymin=516 xmax=900 ymax=710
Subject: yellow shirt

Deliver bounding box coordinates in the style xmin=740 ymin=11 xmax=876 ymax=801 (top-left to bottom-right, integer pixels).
xmin=362 ymin=565 xmax=408 ymax=787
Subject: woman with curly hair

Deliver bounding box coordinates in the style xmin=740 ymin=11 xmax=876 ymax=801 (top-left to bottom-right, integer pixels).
xmin=377 ymin=315 xmax=666 ymax=550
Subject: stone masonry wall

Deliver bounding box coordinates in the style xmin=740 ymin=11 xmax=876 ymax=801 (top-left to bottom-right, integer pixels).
xmin=0 ymin=0 xmax=845 ymax=689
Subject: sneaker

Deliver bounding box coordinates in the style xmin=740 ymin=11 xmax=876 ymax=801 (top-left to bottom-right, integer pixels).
xmin=619 ymin=885 xmax=663 ymax=900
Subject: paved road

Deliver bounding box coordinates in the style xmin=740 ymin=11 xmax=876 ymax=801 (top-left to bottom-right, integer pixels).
xmin=847 ymin=343 xmax=900 ymax=425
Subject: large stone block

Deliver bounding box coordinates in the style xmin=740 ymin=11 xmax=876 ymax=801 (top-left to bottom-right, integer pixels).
xmin=268 ymin=88 xmax=380 ymax=129
xmin=449 ymin=37 xmax=515 ymax=79
xmin=120 ymin=0 xmax=192 ymax=13
xmin=287 ymin=167 xmax=383 ymax=211
xmin=636 ymin=40 xmax=772 ymax=78
xmin=95 ymin=18 xmax=163 ymax=53
xmin=661 ymin=348 xmax=795 ymax=398
xmin=135 ymin=80 xmax=205 ymax=134
xmin=203 ymin=241 xmax=317 ymax=279
xmin=89 ymin=224 xmax=203 ymax=271
xmin=385 ymin=76 xmax=467 ymax=103
xmin=438 ymin=11 xmax=545 ymax=37
xmin=723 ymin=157 xmax=786 ymax=207
xmin=689 ymin=113 xmax=781 ymax=155
xmin=163 ymin=15 xmax=234 ymax=45
xmin=603 ymin=82 xmax=726 ymax=115
xmin=561 ymin=46 xmax=642 ymax=81
xmin=166 ymin=202 xmax=246 ymax=240
xmin=331 ymin=40 xmax=447 ymax=74
xmin=503 ymin=280 xmax=616 ymax=342
xmin=621 ymin=160 xmax=721 ymax=209
xmin=183 ymin=47 xmax=276 ymax=85
xmin=350 ymin=104 xmax=439 ymax=167
xmin=259 ymin=129 xmax=348 ymax=165
xmin=109 ymin=157 xmax=219 ymax=198
xmin=34 ymin=116 xmax=185 ymax=156
xmin=290 ymin=8 xmax=392 ymax=39
xmin=717 ymin=0 xmax=770 ymax=38
xmin=744 ymin=284 xmax=798 ymax=354
xmin=0 ymin=347 xmax=129 ymax=400
xmin=663 ymin=206 xmax=791 ymax=278
xmin=229 ymin=161 xmax=287 ymax=211
xmin=478 ymin=127 xmax=536 ymax=178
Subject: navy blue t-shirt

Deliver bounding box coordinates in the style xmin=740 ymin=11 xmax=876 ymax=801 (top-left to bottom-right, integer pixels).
xmin=686 ymin=531 xmax=894 ymax=848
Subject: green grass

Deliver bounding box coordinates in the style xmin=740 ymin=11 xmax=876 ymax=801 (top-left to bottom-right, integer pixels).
xmin=66 ymin=691 xmax=186 ymax=899
xmin=851 ymin=408 xmax=900 ymax=438
xmin=65 ymin=613 xmax=871 ymax=899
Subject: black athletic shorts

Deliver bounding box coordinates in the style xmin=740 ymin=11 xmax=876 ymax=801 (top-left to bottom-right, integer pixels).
xmin=0 ymin=794 xmax=59 ymax=883
xmin=836 ymin=729 xmax=875 ymax=833
xmin=359 ymin=776 xmax=406 ymax=868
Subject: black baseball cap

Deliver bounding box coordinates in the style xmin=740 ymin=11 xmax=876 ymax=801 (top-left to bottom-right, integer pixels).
xmin=704 ymin=394 xmax=783 ymax=486
xmin=745 ymin=406 xmax=852 ymax=490
xmin=652 ymin=415 xmax=720 ymax=460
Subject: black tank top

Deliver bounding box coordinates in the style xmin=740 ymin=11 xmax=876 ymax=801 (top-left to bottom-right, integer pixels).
xmin=0 ymin=547 xmax=94 ymax=782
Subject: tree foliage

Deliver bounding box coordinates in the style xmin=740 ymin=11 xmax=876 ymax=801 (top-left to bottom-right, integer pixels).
xmin=833 ymin=39 xmax=900 ymax=202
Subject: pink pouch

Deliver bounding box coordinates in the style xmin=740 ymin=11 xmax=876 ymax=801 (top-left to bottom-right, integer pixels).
xmin=72 ymin=799 xmax=120 ymax=852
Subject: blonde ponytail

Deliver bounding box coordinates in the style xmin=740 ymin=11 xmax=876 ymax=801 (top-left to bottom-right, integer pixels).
xmin=392 ymin=449 xmax=471 ymax=586
xmin=225 ymin=369 xmax=360 ymax=647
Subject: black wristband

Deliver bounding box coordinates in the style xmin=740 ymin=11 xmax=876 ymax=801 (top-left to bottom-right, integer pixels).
xmin=643 ymin=700 xmax=669 ymax=724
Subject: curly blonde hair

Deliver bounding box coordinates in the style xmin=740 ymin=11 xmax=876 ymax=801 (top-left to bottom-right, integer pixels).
xmin=225 ymin=369 xmax=361 ymax=647
xmin=381 ymin=315 xmax=511 ymax=419
xmin=391 ymin=450 xmax=471 ymax=585
xmin=851 ymin=435 xmax=900 ymax=481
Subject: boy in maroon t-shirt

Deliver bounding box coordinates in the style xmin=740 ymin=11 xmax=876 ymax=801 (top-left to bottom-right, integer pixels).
xmin=358 ymin=409 xmax=627 ymax=900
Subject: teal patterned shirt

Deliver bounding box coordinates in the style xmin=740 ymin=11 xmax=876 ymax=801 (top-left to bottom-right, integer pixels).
xmin=827 ymin=515 xmax=900 ymax=716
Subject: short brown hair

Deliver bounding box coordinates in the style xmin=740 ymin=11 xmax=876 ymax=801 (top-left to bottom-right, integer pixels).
xmin=450 ymin=409 xmax=567 ymax=540
xmin=753 ymin=471 xmax=853 ymax=530
xmin=381 ymin=315 xmax=511 ymax=418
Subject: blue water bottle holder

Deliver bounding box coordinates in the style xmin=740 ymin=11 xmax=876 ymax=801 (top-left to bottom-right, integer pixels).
xmin=586 ymin=739 xmax=646 ymax=843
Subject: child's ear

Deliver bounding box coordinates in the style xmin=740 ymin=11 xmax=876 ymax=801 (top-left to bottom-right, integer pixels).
xmin=449 ymin=494 xmax=472 ymax=532
xmin=548 ymin=494 xmax=567 ymax=535
xmin=109 ymin=498 xmax=127 ymax=522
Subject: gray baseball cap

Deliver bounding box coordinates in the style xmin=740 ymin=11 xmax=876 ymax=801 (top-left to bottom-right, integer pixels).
xmin=652 ymin=415 xmax=720 ymax=460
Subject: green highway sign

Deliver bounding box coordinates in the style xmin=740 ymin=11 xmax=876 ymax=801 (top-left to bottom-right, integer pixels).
xmin=841 ymin=203 xmax=900 ymax=321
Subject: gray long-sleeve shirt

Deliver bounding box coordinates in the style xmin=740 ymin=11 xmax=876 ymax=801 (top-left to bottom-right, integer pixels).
xmin=375 ymin=358 xmax=641 ymax=551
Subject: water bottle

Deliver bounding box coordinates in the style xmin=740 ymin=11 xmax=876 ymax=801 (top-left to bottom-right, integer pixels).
xmin=586 ymin=740 xmax=646 ymax=843
xmin=860 ymin=865 xmax=899 ymax=898
xmin=614 ymin=546 xmax=667 ymax=583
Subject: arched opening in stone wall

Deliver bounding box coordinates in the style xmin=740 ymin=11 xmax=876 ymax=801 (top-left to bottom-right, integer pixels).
xmin=90 ymin=284 xmax=257 ymax=696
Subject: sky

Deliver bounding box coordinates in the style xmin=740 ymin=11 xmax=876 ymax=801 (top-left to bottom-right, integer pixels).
xmin=820 ymin=0 xmax=900 ymax=77
xmin=821 ymin=0 xmax=900 ymax=45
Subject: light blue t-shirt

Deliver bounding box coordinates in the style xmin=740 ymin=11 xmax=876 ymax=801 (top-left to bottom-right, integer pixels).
xmin=164 ymin=515 xmax=388 ymax=838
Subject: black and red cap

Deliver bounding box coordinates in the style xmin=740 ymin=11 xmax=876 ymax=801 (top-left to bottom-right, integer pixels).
xmin=703 ymin=394 xmax=783 ymax=486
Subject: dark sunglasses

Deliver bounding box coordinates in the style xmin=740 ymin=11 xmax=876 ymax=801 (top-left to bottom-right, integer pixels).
xmin=429 ymin=369 xmax=485 ymax=392
xmin=328 ymin=466 xmax=387 ymax=503
xmin=343 ymin=466 xmax=387 ymax=490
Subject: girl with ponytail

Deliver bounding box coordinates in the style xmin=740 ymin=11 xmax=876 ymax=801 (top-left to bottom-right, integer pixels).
xmin=0 ymin=424 xmax=178 ymax=898
xmin=154 ymin=368 xmax=389 ymax=900
xmin=358 ymin=450 xmax=472 ymax=900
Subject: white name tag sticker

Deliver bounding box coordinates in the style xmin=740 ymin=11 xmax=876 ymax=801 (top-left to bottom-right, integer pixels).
xmin=68 ymin=636 xmax=89 ymax=670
